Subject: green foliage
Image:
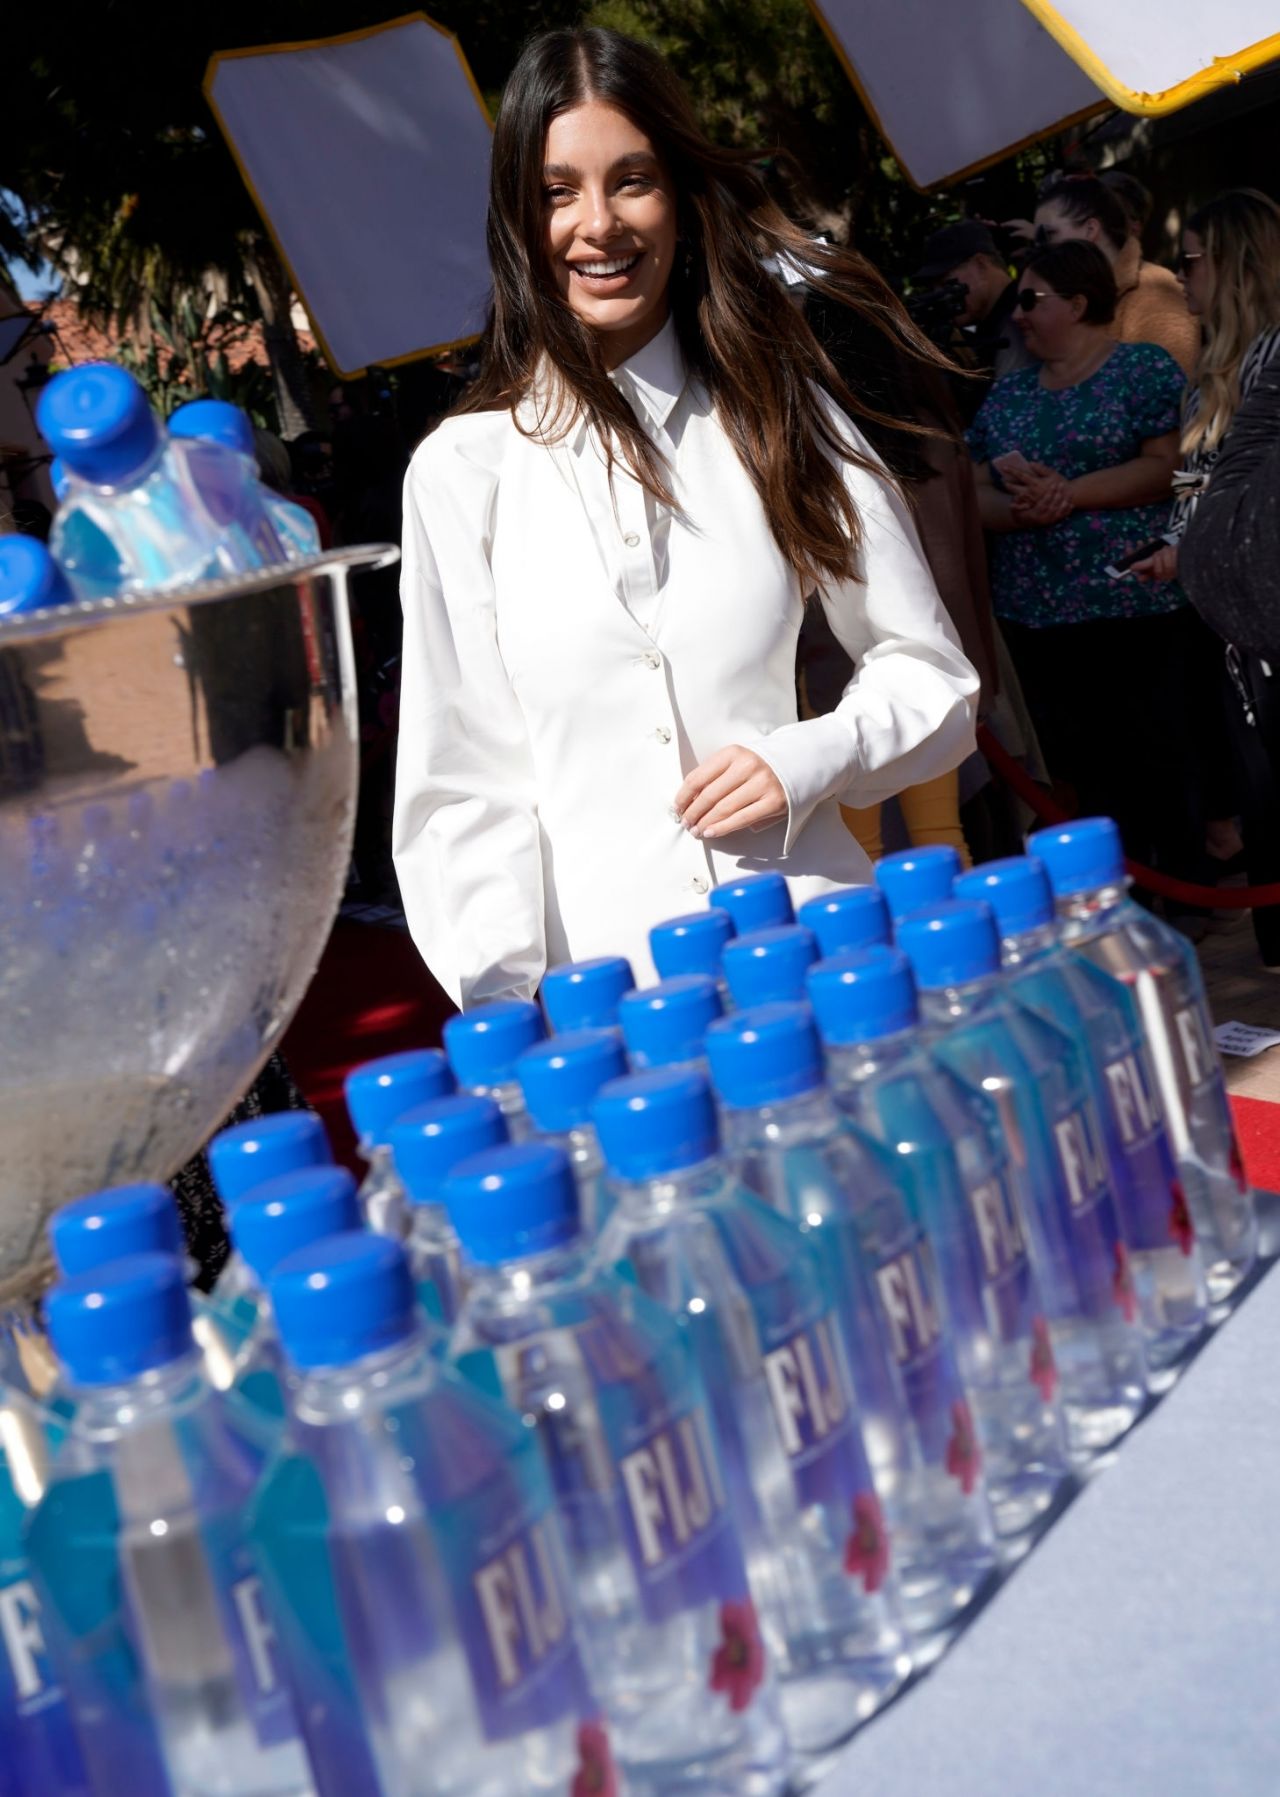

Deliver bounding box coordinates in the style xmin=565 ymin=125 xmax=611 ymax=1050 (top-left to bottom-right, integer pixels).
xmin=108 ymin=295 xmax=281 ymax=430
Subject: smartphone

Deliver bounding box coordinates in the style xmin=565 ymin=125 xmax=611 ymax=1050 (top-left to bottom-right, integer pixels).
xmin=1105 ymin=534 xmax=1177 ymax=580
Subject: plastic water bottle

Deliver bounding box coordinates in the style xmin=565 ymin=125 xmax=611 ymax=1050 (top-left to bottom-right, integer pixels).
xmin=797 ymin=886 xmax=892 ymax=960
xmin=50 ymin=1181 xmax=186 ymax=1277
xmin=344 ymin=1049 xmax=455 ymax=1236
xmin=254 ymin=1232 xmax=616 ymax=1797
xmin=445 ymin=1142 xmax=791 ymax=1794
xmin=49 ymin=456 xmax=70 ymax=500
xmin=515 ymin=1030 xmax=627 ymax=1237
xmin=0 ymin=534 xmax=75 ymax=614
xmin=541 ymin=957 xmax=636 ymax=1033
xmin=956 ymin=856 xmax=1210 ymax=1369
xmin=705 ymin=1003 xmax=998 ymax=1634
xmin=712 ymin=873 xmax=794 ymax=935
xmin=28 ymin=1255 xmax=315 ymax=1796
xmin=619 ymin=975 xmax=723 ymax=1073
xmin=389 ymin=1094 xmax=508 ymax=1323
xmin=809 ymin=949 xmax=1070 ymax=1538
xmin=722 ymin=926 xmax=819 ymax=1009
xmin=1030 ymin=818 xmax=1257 ymax=1304
xmin=37 ymin=363 xmax=286 ymax=599
xmin=650 ymin=908 xmax=736 ymax=988
xmin=898 ymin=903 xmax=1148 ymax=1453
xmin=874 ymin=846 xmax=963 ymax=923
xmin=169 ymin=400 xmax=320 ymax=560
xmin=208 ymin=1113 xmax=333 ymax=1304
xmin=592 ymin=1067 xmax=909 ymax=1755
xmin=444 ymin=1000 xmax=545 ymax=1140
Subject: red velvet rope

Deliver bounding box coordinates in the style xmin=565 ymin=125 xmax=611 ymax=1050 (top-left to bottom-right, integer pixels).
xmin=976 ymin=724 xmax=1280 ymax=911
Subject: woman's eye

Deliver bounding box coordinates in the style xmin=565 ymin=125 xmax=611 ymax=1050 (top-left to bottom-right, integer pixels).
xmin=545 ymin=186 xmax=573 ymax=204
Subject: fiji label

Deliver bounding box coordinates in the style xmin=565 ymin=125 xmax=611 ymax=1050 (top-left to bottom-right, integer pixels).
xmin=0 ymin=1576 xmax=62 ymax=1720
xmin=1174 ymin=1005 xmax=1217 ymax=1096
xmin=215 ymin=1538 xmax=297 ymax=1749
xmin=465 ymin=1514 xmax=590 ymax=1741
xmin=617 ymin=1405 xmax=743 ymax=1625
xmin=761 ymin=1315 xmax=867 ymax=1511
xmin=873 ymin=1233 xmax=973 ymax=1477
xmin=1052 ymin=1106 xmax=1109 ymax=1216
xmin=1103 ymin=1052 xmax=1189 ymax=1251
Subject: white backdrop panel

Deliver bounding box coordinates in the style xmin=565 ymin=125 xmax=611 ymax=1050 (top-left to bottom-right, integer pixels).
xmin=206 ymin=17 xmax=492 ymax=375
xmin=1022 ymin=0 xmax=1280 ymax=107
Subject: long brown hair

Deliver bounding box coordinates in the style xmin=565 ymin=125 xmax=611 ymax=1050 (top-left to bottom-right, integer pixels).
xmin=456 ymin=27 xmax=951 ymax=590
xmin=1184 ymin=189 xmax=1280 ymax=455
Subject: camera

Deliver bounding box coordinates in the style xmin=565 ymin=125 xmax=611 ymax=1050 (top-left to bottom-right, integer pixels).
xmin=903 ymin=278 xmax=968 ymax=347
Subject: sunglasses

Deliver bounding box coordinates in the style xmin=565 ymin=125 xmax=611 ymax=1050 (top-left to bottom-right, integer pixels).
xmin=1015 ymin=288 xmax=1056 ymax=312
xmin=1177 ymin=251 xmax=1204 ymax=275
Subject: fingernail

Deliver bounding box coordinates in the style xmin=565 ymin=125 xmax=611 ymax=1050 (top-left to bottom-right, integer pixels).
xmin=689 ymin=824 xmax=703 ymax=840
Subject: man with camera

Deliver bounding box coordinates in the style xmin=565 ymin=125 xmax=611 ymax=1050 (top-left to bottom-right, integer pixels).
xmin=910 ymin=221 xmax=1034 ymax=417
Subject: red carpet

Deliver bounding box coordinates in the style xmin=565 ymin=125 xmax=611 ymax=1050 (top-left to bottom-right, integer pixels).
xmin=1230 ymin=1095 xmax=1280 ymax=1195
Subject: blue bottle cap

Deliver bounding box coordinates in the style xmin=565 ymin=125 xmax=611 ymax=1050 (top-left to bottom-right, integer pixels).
xmin=270 ymin=1233 xmax=417 ymax=1370
xmin=875 ymin=845 xmax=963 ymax=921
xmin=0 ymin=536 xmax=74 ymax=616
xmin=168 ymin=398 xmax=254 ymax=458
xmin=344 ymin=1049 xmax=455 ymax=1147
xmin=36 ymin=363 xmax=160 ymax=486
xmin=50 ymin=1182 xmax=184 ymax=1276
xmin=46 ymin=1253 xmax=193 ymax=1386
xmin=797 ymin=885 xmax=891 ymax=959
xmin=711 ymin=871 xmax=794 ymax=934
xmin=516 ymin=1030 xmax=628 ymax=1132
xmin=231 ymin=1167 xmax=362 ymax=1284
xmin=649 ymin=908 xmax=735 ymax=980
xmin=1028 ymin=817 xmax=1126 ymax=897
xmin=541 ymin=957 xmax=635 ymax=1032
xmin=49 ymin=457 xmax=70 ymax=501
xmin=722 ymin=925 xmax=818 ymax=1009
xmin=444 ymin=999 xmax=545 ymax=1088
xmin=443 ymin=1142 xmax=580 ymax=1266
xmin=390 ymin=1094 xmax=509 ymax=1205
xmin=897 ymin=900 xmax=1001 ymax=990
xmin=592 ymin=1067 xmax=720 ymax=1180
xmin=619 ymin=976 xmax=722 ymax=1070
xmin=706 ymin=1002 xmax=824 ymax=1108
xmin=208 ymin=1112 xmax=332 ymax=1206
xmin=806 ymin=946 xmax=919 ymax=1046
xmin=955 ymin=857 xmax=1055 ymax=938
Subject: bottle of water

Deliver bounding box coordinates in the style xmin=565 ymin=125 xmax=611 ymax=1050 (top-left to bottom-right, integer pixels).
xmin=898 ymin=903 xmax=1148 ymax=1454
xmin=874 ymin=847 xmax=963 ymax=924
xmin=37 ymin=363 xmax=285 ymax=599
xmin=168 ymin=400 xmax=320 ymax=560
xmin=389 ymin=1094 xmax=508 ymax=1323
xmin=255 ymin=1232 xmax=615 ymax=1797
xmin=344 ymin=1049 xmax=455 ymax=1236
xmin=722 ymin=926 xmax=818 ymax=1010
xmin=445 ymin=1141 xmax=791 ymax=1794
xmin=705 ymin=1002 xmax=998 ymax=1634
xmin=208 ymin=1113 xmax=333 ymax=1305
xmin=808 ymin=949 xmax=1070 ymax=1538
xmin=956 ymin=856 xmax=1210 ymax=1370
xmin=541 ymin=957 xmax=636 ymax=1033
xmin=797 ymin=886 xmax=891 ymax=960
xmin=444 ymin=1000 xmax=545 ymax=1140
xmin=28 ymin=1255 xmax=315 ymax=1796
xmin=515 ymin=1030 xmax=627 ymax=1237
xmin=619 ymin=975 xmax=723 ymax=1073
xmin=0 ymin=534 xmax=75 ymax=614
xmin=712 ymin=873 xmax=794 ymax=935
xmin=649 ymin=907 xmax=736 ymax=989
xmin=591 ymin=1067 xmax=909 ymax=1756
xmin=1030 ymin=818 xmax=1257 ymax=1304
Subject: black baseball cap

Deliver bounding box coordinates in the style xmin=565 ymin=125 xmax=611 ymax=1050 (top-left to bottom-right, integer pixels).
xmin=915 ymin=221 xmax=1002 ymax=280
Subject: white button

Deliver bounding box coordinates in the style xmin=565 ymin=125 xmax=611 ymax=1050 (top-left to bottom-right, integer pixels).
xmin=641 ymin=651 xmax=661 ymax=670
xmin=623 ymin=531 xmax=641 ymax=548
xmin=690 ymin=876 xmax=709 ymax=894
xmin=654 ymin=726 xmax=672 ymax=744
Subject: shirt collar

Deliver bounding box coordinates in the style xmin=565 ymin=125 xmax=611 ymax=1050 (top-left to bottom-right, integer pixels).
xmin=609 ymin=314 xmax=686 ymax=433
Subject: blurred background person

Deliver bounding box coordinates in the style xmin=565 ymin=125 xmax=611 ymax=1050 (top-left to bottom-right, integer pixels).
xmin=911 ymin=220 xmax=1035 ymax=410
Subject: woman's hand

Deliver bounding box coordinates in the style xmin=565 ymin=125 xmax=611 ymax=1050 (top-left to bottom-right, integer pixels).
xmin=1008 ymin=463 xmax=1074 ymax=527
xmin=1131 ymin=543 xmax=1179 ymax=584
xmin=675 ymin=746 xmax=788 ymax=840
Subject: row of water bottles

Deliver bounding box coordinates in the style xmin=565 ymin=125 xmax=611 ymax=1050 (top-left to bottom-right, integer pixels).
xmin=1 ymin=817 xmax=1257 ymax=1795
xmin=0 ymin=361 xmax=319 ymax=615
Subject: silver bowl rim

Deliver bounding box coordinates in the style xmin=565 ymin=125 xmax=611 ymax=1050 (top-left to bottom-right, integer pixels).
xmin=0 ymin=542 xmax=400 ymax=647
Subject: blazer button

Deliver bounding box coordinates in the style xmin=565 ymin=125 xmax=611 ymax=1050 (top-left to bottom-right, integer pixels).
xmin=654 ymin=726 xmax=672 ymax=744
xmin=690 ymin=876 xmax=709 ymax=894
xmin=623 ymin=531 xmax=641 ymax=548
xmin=641 ymin=651 xmax=661 ymax=670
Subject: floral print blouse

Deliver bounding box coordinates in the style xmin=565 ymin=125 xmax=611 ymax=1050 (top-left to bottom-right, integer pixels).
xmin=967 ymin=342 xmax=1186 ymax=628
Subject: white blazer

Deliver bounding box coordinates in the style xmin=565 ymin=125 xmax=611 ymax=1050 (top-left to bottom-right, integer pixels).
xmin=393 ymin=318 xmax=978 ymax=1006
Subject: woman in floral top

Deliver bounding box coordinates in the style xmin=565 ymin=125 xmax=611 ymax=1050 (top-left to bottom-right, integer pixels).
xmin=967 ymin=240 xmax=1208 ymax=888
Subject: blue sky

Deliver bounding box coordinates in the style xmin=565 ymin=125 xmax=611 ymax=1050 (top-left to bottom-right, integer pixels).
xmin=2 ymin=188 xmax=60 ymax=303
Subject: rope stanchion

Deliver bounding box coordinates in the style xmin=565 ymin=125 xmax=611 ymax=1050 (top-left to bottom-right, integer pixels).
xmin=975 ymin=723 xmax=1280 ymax=912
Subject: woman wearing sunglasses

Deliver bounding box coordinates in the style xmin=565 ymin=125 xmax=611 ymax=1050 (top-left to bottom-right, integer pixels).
xmin=966 ymin=241 xmax=1206 ymax=894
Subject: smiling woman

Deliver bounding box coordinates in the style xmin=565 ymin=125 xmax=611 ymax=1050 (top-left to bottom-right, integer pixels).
xmin=392 ymin=27 xmax=980 ymax=1005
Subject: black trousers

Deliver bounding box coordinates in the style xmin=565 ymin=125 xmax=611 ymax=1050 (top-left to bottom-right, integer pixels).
xmin=1222 ymin=645 xmax=1280 ymax=964
xmin=1001 ymin=608 xmax=1218 ymax=889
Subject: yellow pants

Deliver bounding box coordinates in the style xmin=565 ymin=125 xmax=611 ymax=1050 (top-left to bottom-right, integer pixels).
xmin=841 ymin=770 xmax=971 ymax=868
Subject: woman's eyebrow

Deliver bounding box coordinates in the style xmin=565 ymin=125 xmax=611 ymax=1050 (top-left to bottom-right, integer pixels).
xmin=543 ymin=151 xmax=656 ymax=179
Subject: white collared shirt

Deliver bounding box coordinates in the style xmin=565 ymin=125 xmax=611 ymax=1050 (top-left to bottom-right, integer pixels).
xmin=394 ymin=317 xmax=978 ymax=1006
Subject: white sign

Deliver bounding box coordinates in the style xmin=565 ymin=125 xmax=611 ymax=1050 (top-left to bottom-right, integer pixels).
xmin=1213 ymin=1021 xmax=1280 ymax=1059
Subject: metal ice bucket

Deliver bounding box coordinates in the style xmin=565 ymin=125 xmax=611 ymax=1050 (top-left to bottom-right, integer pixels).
xmin=0 ymin=545 xmax=397 ymax=1296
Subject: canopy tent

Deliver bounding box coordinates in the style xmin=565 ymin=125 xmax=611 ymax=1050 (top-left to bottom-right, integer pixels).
xmin=807 ymin=0 xmax=1280 ymax=188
